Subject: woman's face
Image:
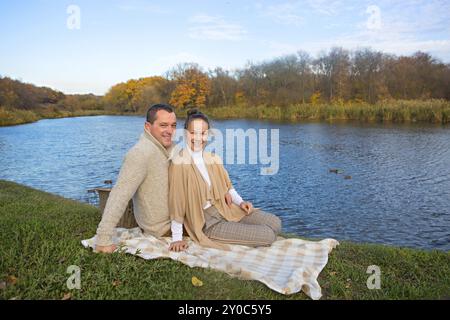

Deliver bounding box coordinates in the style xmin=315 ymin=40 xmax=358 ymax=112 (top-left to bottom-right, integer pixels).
xmin=186 ymin=119 xmax=209 ymax=152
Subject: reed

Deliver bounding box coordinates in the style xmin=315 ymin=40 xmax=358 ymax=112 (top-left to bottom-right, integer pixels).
xmin=201 ymin=99 xmax=450 ymax=124
xmin=2 ymin=99 xmax=450 ymax=127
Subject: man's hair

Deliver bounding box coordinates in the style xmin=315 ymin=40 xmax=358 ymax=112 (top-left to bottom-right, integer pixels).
xmin=146 ymin=104 xmax=175 ymax=124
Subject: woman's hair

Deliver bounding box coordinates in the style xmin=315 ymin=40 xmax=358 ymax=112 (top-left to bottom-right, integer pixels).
xmin=184 ymin=108 xmax=210 ymax=130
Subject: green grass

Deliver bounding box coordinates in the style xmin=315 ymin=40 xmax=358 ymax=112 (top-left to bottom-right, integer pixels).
xmin=0 ymin=179 xmax=449 ymax=300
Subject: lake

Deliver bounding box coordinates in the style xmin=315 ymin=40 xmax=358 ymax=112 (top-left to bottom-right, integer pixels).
xmin=0 ymin=115 xmax=449 ymax=251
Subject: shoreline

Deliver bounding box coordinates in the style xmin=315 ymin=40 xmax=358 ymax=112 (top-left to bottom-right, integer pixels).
xmin=2 ymin=179 xmax=447 ymax=252
xmin=1 ymin=99 xmax=450 ymax=127
xmin=1 ymin=179 xmax=449 ymax=299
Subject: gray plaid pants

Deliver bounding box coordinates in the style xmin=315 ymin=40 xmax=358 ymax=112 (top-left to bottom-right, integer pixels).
xmin=202 ymin=206 xmax=282 ymax=247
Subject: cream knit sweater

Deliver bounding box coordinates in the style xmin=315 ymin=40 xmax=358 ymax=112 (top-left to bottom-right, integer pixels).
xmin=95 ymin=129 xmax=172 ymax=246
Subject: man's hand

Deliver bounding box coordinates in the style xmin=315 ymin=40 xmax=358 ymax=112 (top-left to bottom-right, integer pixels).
xmin=95 ymin=244 xmax=117 ymax=253
xmin=225 ymin=192 xmax=232 ymax=207
xmin=240 ymin=201 xmax=254 ymax=215
xmin=169 ymin=240 xmax=189 ymax=252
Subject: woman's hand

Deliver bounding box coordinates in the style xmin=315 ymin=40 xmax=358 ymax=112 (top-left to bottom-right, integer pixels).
xmin=225 ymin=192 xmax=232 ymax=207
xmin=169 ymin=240 xmax=189 ymax=252
xmin=240 ymin=201 xmax=254 ymax=215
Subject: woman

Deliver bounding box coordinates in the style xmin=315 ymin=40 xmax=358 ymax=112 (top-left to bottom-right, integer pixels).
xmin=168 ymin=109 xmax=282 ymax=251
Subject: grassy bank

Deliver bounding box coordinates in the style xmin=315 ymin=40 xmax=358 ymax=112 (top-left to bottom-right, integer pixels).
xmin=0 ymin=179 xmax=448 ymax=300
xmin=201 ymin=99 xmax=450 ymax=124
xmin=0 ymin=107 xmax=116 ymax=127
xmin=2 ymin=99 xmax=450 ymax=127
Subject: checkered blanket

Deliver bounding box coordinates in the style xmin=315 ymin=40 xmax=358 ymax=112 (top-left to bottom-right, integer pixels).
xmin=81 ymin=228 xmax=339 ymax=300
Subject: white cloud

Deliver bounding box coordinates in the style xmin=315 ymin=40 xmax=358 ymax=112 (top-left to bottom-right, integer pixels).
xmin=188 ymin=14 xmax=247 ymax=41
xmin=257 ymin=0 xmax=346 ymax=26
xmin=306 ymin=0 xmax=343 ymax=16
xmin=373 ymin=0 xmax=450 ymax=34
xmin=117 ymin=3 xmax=169 ymax=14
xmin=259 ymin=36 xmax=450 ymax=63
xmin=331 ymin=31 xmax=450 ymax=59
xmin=265 ymin=0 xmax=450 ymax=60
xmin=336 ymin=0 xmax=450 ymax=59
xmin=262 ymin=2 xmax=304 ymax=26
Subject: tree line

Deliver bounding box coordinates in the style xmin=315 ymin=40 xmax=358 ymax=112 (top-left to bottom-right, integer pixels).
xmin=0 ymin=76 xmax=103 ymax=112
xmin=1 ymin=47 xmax=449 ymax=116
xmin=105 ymin=48 xmax=450 ymax=113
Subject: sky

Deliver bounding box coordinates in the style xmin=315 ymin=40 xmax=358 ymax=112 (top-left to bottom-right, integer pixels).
xmin=1 ymin=0 xmax=449 ymax=95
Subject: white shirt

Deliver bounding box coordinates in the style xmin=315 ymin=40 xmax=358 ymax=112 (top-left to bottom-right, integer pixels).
xmin=171 ymin=148 xmax=244 ymax=242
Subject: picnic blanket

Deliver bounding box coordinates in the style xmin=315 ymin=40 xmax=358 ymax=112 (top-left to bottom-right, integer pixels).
xmin=81 ymin=228 xmax=339 ymax=300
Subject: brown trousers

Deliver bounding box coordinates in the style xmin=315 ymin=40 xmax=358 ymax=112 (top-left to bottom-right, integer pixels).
xmin=202 ymin=205 xmax=282 ymax=247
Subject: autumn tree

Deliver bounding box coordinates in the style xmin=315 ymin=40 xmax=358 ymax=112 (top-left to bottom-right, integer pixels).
xmin=104 ymin=76 xmax=171 ymax=113
xmin=208 ymin=67 xmax=238 ymax=107
xmin=0 ymin=77 xmax=64 ymax=109
xmin=2 ymin=48 xmax=450 ymax=116
xmin=260 ymin=55 xmax=300 ymax=106
xmin=314 ymin=47 xmax=351 ymax=102
xmin=169 ymin=63 xmax=211 ymax=108
xmin=297 ymin=50 xmax=313 ymax=104
xmin=351 ymin=48 xmax=389 ymax=103
xmin=131 ymin=77 xmax=172 ymax=113
xmin=103 ymin=82 xmax=131 ymax=112
xmin=236 ymin=62 xmax=267 ymax=106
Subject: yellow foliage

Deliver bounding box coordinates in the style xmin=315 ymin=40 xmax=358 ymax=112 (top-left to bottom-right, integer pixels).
xmin=104 ymin=76 xmax=169 ymax=112
xmin=331 ymin=97 xmax=345 ymax=106
xmin=310 ymin=91 xmax=322 ymax=105
xmin=235 ymin=91 xmax=246 ymax=105
xmin=169 ymin=67 xmax=211 ymax=108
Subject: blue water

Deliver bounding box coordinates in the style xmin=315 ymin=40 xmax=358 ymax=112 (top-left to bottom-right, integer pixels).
xmin=1 ymin=115 xmax=449 ymax=251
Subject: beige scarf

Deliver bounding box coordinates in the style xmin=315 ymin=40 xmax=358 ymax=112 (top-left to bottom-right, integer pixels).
xmin=169 ymin=148 xmax=247 ymax=250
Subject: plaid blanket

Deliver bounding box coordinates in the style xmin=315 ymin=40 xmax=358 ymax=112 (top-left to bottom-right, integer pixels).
xmin=81 ymin=228 xmax=339 ymax=300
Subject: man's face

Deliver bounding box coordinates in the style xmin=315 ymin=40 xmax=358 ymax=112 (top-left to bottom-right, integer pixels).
xmin=145 ymin=110 xmax=177 ymax=148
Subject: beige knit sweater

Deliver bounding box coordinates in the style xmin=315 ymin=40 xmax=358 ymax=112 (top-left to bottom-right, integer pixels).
xmin=95 ymin=129 xmax=172 ymax=246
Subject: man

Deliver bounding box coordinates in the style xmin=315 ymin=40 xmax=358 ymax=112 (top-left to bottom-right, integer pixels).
xmin=95 ymin=104 xmax=177 ymax=253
